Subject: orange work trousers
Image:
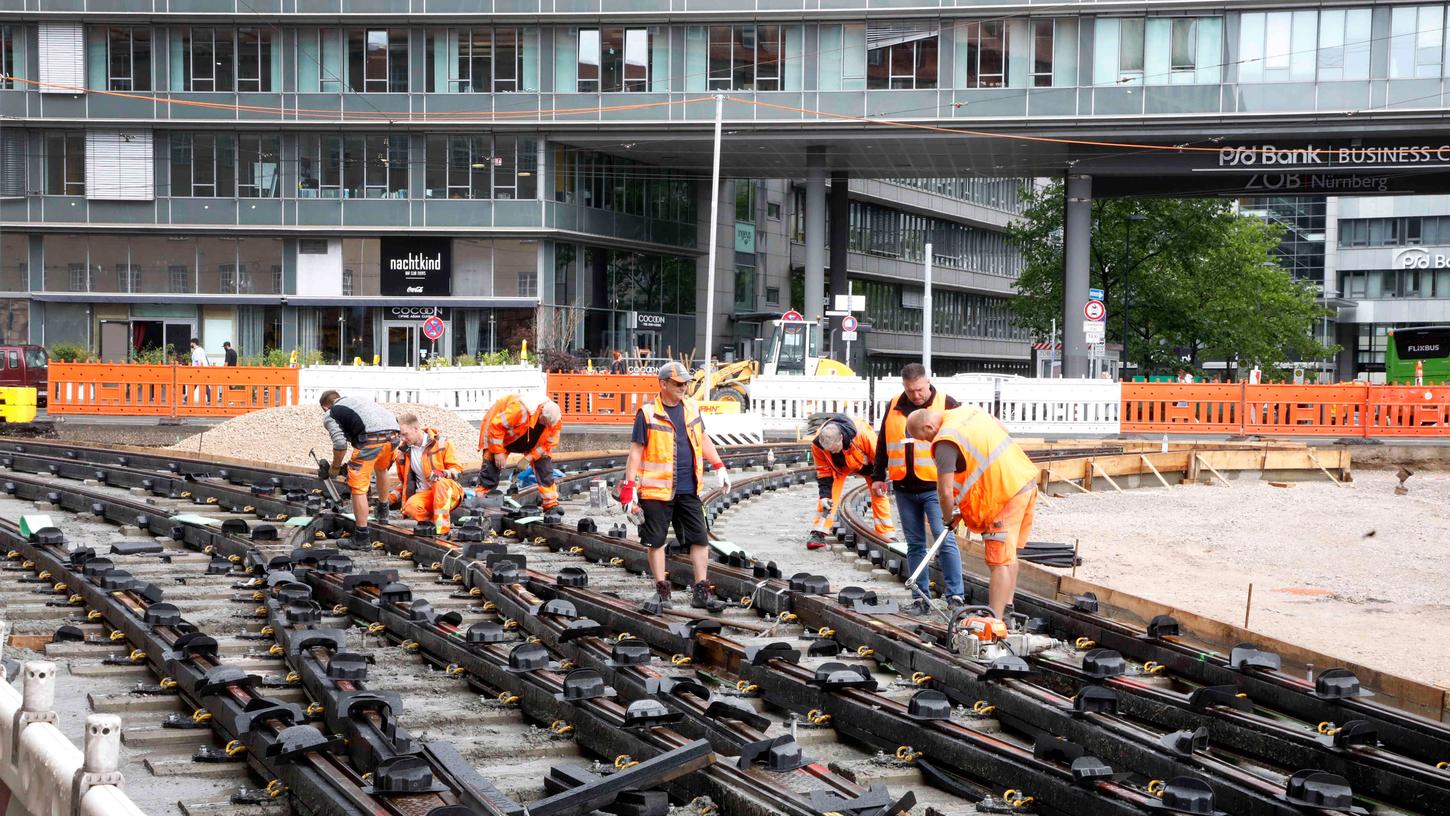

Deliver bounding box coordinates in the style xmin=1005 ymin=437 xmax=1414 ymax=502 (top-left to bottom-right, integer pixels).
xmin=401 ymin=478 xmax=464 ymax=528
xmin=812 ymin=476 xmax=895 ymax=536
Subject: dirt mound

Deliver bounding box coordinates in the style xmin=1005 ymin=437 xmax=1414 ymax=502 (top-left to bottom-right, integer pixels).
xmin=168 ymin=403 xmax=481 ymax=469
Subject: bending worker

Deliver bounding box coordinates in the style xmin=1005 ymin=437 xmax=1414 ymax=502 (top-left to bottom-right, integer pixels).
xmin=479 ymin=394 xmax=563 ymax=511
xmin=320 ymin=390 xmax=399 ymax=548
xmin=389 ymin=413 xmax=463 ymax=536
xmin=808 ymin=414 xmax=894 ymax=550
xmin=871 ymin=363 xmax=967 ymax=614
xmin=906 ymin=406 xmax=1038 ymax=620
xmin=619 ymin=362 xmax=731 ymax=610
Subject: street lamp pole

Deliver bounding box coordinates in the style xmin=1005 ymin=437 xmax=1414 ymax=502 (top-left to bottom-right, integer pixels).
xmin=1122 ymin=213 xmax=1147 ymax=374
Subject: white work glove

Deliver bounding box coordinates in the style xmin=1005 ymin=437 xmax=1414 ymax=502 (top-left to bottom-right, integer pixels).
xmin=820 ymin=498 xmax=833 ymax=514
xmin=715 ymin=464 xmax=731 ymax=492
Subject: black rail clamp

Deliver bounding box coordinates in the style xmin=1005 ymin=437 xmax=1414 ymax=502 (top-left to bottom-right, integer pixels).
xmin=1316 ymin=720 xmax=1379 ymax=750
xmin=556 ymin=567 xmax=588 ymax=587
xmin=812 ymin=662 xmax=878 ymax=691
xmin=1072 ymin=686 xmax=1118 ymax=716
xmin=622 ymin=699 xmax=682 ymax=730
xmin=1158 ymin=726 xmax=1210 ymax=758
xmin=1229 ymin=643 xmax=1281 ymax=673
xmin=788 ymin=573 xmax=830 ymax=595
xmin=379 ymin=582 xmax=413 ymax=605
xmin=737 ymin=735 xmax=811 ymax=772
xmin=341 ymin=571 xmax=398 ymax=592
xmin=605 ymin=641 xmax=652 ymax=668
xmin=981 ymin=655 xmax=1032 ymax=682
xmin=1187 ymin=685 xmax=1252 ymax=713
xmin=1312 ymin=668 xmax=1374 ymax=700
xmin=506 ymin=643 xmax=556 ymax=673
xmin=1080 ymin=649 xmax=1128 ymax=679
xmin=464 ymin=622 xmax=515 ymax=644
xmin=807 ymin=640 xmax=841 ymax=657
xmin=837 ymin=586 xmax=900 ymax=615
xmin=745 ymin=642 xmax=800 ymax=667
xmin=1146 ymin=614 xmax=1180 ymax=639
xmin=905 ymin=689 xmax=952 ymax=721
xmin=1283 ymin=770 xmax=1363 ymax=813
xmin=278 ymin=628 xmax=347 ymax=657
xmin=665 ymin=619 xmax=720 ymax=641
xmin=361 ymin=755 xmax=447 ymax=795
xmin=807 ymin=783 xmax=914 ymax=816
xmin=1150 ymin=777 xmax=1226 ymax=816
xmin=267 ymin=724 xmax=345 ymax=764
xmin=554 ymin=668 xmax=617 ymax=702
xmin=1070 ymin=756 xmax=1114 ymax=787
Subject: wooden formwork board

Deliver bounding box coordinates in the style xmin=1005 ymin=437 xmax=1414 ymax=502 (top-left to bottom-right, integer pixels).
xmin=1036 ymin=446 xmax=1351 ymax=491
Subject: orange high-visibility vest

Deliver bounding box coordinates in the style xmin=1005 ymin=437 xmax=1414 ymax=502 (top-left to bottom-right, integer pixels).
xmin=480 ymin=394 xmax=559 ymax=462
xmin=933 ymin=407 xmax=1038 ymax=533
xmin=393 ymin=428 xmax=462 ymax=505
xmin=637 ymin=398 xmax=706 ymax=501
xmin=884 ymin=390 xmax=946 ymax=482
xmin=813 ymin=419 xmax=877 ymax=480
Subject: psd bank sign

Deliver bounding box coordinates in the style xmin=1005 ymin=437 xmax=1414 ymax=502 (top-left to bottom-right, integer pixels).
xmin=381 ymin=237 xmax=451 ymax=296
xmin=1395 ymin=247 xmax=1450 ymax=269
xmin=1218 ymin=144 xmax=1450 ymax=168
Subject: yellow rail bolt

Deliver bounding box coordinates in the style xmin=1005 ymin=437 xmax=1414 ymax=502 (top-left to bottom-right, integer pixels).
xmin=1142 ymin=661 xmax=1166 ymax=675
xmin=1003 ymin=790 xmax=1035 ymax=809
xmin=108 ymin=630 xmax=126 ymax=642
xmin=1074 ymin=637 xmax=1096 ymax=649
xmin=894 ymin=746 xmax=921 ymax=763
xmin=670 ymin=654 xmax=692 ymax=666
xmin=549 ymin=720 xmax=574 ymax=736
xmin=225 ymin=740 xmax=246 ymax=757
xmin=497 ymin=692 xmax=520 ymax=706
xmin=266 ymin=780 xmax=286 ymax=798
xmin=1147 ymin=780 xmax=1166 ymax=797
xmin=911 ymin=672 xmax=933 ymax=686
xmin=192 ymin=708 xmax=213 ymax=724
xmin=614 ymin=755 xmax=639 ymax=770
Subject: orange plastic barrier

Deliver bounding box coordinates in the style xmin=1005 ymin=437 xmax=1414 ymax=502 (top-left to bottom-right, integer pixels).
xmin=1120 ymin=383 xmax=1244 ymax=433
xmin=1365 ymin=386 xmax=1450 ymax=436
xmin=47 ymin=363 xmax=298 ymax=418
xmin=547 ymin=373 xmax=658 ymax=425
xmin=1243 ymin=384 xmax=1368 ymax=437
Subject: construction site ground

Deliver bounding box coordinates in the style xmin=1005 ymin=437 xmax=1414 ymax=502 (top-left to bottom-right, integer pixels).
xmin=714 ymin=470 xmax=1450 ymax=692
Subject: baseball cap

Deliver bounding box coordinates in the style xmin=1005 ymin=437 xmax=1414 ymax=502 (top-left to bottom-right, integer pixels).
xmin=657 ymin=362 xmax=691 ymax=383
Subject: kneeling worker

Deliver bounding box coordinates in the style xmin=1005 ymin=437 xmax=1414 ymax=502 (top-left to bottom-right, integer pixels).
xmin=320 ymin=390 xmax=400 ymax=548
xmin=808 ymin=415 xmax=894 ymax=549
xmin=479 ymin=394 xmax=563 ymax=510
xmin=619 ymin=362 xmax=731 ymax=609
xmin=389 ymin=413 xmax=463 ymax=536
xmin=906 ymin=407 xmax=1038 ymax=620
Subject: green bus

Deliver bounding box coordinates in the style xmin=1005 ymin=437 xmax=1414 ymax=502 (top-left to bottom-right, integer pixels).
xmin=1386 ymin=326 xmax=1450 ymax=384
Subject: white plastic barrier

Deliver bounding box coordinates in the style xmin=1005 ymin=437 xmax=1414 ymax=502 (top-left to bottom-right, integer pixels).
xmin=298 ymin=365 xmax=546 ymax=420
xmin=998 ymin=379 xmax=1122 ymax=435
xmin=748 ymin=375 xmax=872 ymax=432
xmin=701 ymin=412 xmax=766 ymax=446
xmin=874 ymin=375 xmax=998 ymax=419
xmin=0 ymin=662 xmax=144 ymax=816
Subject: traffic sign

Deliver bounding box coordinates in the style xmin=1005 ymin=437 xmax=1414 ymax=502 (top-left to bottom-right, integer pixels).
xmin=841 ymin=331 xmax=858 ymax=341
xmin=1083 ymin=320 xmax=1105 ymax=342
xmin=1084 ymin=300 xmax=1106 ymax=321
xmin=781 ymin=309 xmax=804 ymax=321
xmin=1088 ymin=288 xmax=1104 ymax=301
xmin=421 ymin=315 xmax=446 ymax=341
xmin=841 ymin=315 xmax=859 ymax=333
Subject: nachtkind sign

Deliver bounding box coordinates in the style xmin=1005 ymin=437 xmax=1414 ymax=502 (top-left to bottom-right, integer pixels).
xmin=381 ymin=237 xmax=452 ymax=296
xmin=1395 ymin=247 xmax=1450 ymax=269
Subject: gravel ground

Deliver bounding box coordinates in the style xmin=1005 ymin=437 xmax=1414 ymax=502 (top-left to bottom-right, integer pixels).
xmin=1031 ymin=469 xmax=1450 ymax=688
xmin=166 ymin=404 xmax=483 ymax=468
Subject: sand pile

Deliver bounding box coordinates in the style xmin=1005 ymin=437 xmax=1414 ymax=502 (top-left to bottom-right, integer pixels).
xmin=169 ymin=403 xmax=482 ymax=468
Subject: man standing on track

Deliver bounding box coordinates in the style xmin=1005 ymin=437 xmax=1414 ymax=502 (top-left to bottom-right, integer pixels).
xmin=808 ymin=414 xmax=894 ymax=550
xmin=906 ymin=406 xmax=1038 ymax=620
xmin=388 ymin=413 xmax=464 ymax=537
xmin=871 ymin=363 xmax=967 ymax=614
xmin=619 ymin=362 xmax=731 ymax=610
xmin=478 ymin=394 xmax=564 ymax=511
xmin=320 ymin=390 xmax=399 ymax=548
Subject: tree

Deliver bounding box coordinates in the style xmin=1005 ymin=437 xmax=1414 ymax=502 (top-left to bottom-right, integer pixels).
xmin=1007 ymin=180 xmax=1336 ymax=376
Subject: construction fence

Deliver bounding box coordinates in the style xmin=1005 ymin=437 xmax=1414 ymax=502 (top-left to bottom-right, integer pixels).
xmin=37 ymin=364 xmax=1450 ymax=438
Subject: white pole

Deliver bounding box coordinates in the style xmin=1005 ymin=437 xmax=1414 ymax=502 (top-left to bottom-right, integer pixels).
xmin=701 ymin=94 xmax=724 ymax=402
xmin=1050 ymin=318 xmax=1057 ymax=378
xmin=923 ymin=242 xmax=933 ymax=377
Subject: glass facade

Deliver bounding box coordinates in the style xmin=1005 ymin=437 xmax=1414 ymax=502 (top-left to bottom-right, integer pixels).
xmin=0 ymin=25 xmax=25 ymax=90
xmin=860 ymin=279 xmax=1027 ymax=341
xmin=1239 ymin=196 xmax=1325 ymax=283
xmin=1338 ymin=215 xmax=1450 ymax=247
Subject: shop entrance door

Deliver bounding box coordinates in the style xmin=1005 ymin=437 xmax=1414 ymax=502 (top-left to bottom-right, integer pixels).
xmin=384 ymin=323 xmax=419 ymax=367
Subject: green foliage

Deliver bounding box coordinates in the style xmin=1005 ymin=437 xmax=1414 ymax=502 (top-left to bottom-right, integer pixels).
xmin=455 ymin=353 xmax=479 ymax=367
xmin=46 ymin=343 xmax=89 ymax=363
xmin=478 ymin=349 xmax=515 ymax=366
xmin=1007 ymin=181 xmax=1337 ymax=375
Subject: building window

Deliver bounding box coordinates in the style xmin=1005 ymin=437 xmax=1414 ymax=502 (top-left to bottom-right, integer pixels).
xmin=707 ymin=25 xmax=784 ymax=90
xmin=867 ymin=24 xmax=938 ymax=89
xmin=172 ymin=28 xmax=272 ymax=91
xmin=298 ymin=134 xmax=407 ymax=198
xmin=961 ymin=21 xmax=1005 ymax=88
xmin=517 ymin=270 xmax=537 ymax=298
xmin=68 ymin=264 xmax=91 ymax=292
xmin=765 ymin=286 xmax=780 ymax=305
xmin=171 ymin=133 xmax=236 ymax=198
xmin=1031 ymin=20 xmax=1055 ymax=86
xmin=0 ymin=25 xmax=25 ymax=90
xmin=237 ymin=134 xmax=280 ymax=197
xmin=90 ymin=26 xmax=151 ymax=91
xmin=427 ymin=28 xmax=531 ymax=93
xmin=1317 ymin=9 xmax=1373 ymax=82
xmin=348 ymin=29 xmax=408 ymax=92
xmin=44 ymin=132 xmax=86 ymax=196
xmin=1237 ymin=11 xmax=1320 ymax=83
xmin=169 ymin=265 xmax=191 ymax=294
xmin=424 ymin=134 xmax=537 ymax=200
xmin=767 ymin=201 xmax=781 ymax=220
xmin=735 ymin=180 xmax=756 ymax=222
xmin=734 ymin=265 xmax=755 ymax=310
xmin=1390 ymin=5 xmax=1444 ymax=79
xmin=341 ymin=268 xmax=354 ymax=296
xmin=578 ymin=28 xmax=651 ymax=92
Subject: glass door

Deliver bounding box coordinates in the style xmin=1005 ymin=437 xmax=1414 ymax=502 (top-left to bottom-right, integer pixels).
xmin=385 ymin=323 xmax=418 ymax=367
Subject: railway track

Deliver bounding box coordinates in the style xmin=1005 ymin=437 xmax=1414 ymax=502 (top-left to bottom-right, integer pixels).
xmin=0 ymin=438 xmax=1443 ymax=816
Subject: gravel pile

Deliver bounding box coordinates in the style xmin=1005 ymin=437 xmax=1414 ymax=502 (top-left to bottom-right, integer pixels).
xmin=168 ymin=403 xmax=482 ymax=468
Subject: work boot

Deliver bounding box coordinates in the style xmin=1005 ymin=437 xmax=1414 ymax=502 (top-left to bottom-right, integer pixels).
xmin=433 ymin=513 xmax=451 ymax=538
xmin=946 ymin=595 xmax=967 ymax=613
xmin=690 ymin=581 xmax=713 ymax=610
xmin=903 ymin=598 xmax=934 ymax=617
xmin=346 ymin=527 xmax=371 ymax=551
xmin=653 ymin=580 xmax=674 ymax=610
xmin=373 ymin=500 xmax=389 ymax=523
xmin=806 ymin=531 xmax=829 ymax=551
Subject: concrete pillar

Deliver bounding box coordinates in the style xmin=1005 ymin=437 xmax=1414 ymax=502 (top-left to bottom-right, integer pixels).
xmin=829 ymin=170 xmax=850 ymax=360
xmin=804 ymin=147 xmax=826 ymax=323
xmin=1063 ymin=174 xmax=1093 ymax=378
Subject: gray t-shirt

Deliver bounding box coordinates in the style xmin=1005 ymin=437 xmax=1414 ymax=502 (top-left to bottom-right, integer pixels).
xmin=933 ymin=440 xmax=967 ymax=474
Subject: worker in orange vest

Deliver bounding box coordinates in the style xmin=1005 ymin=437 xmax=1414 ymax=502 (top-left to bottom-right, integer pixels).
xmin=1416 ymin=359 xmax=1424 ymax=386
xmin=809 ymin=415 xmax=894 ymax=549
xmin=620 ymin=362 xmax=730 ymax=610
xmin=907 ymin=406 xmax=1039 ymax=619
xmin=388 ymin=413 xmax=463 ymax=536
xmin=479 ymin=394 xmax=563 ymax=510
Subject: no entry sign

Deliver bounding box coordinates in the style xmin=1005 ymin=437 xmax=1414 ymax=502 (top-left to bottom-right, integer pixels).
xmin=421 ymin=315 xmax=447 ymax=341
xmin=1083 ymin=300 xmax=1106 ymax=321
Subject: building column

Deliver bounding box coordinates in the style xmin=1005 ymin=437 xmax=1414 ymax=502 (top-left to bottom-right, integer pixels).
xmin=1062 ymin=173 xmax=1092 ymax=378
xmin=829 ymin=170 xmax=850 ymax=360
xmin=804 ymin=147 xmax=826 ymax=324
